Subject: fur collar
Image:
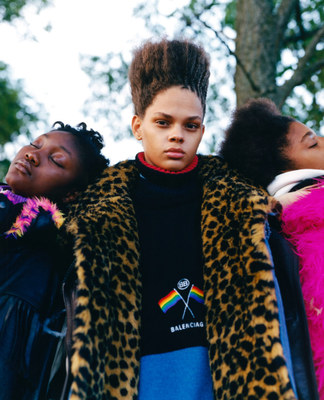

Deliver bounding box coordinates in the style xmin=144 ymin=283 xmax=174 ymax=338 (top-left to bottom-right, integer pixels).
xmin=0 ymin=189 xmax=64 ymax=239
xmin=281 ymin=183 xmax=324 ymax=397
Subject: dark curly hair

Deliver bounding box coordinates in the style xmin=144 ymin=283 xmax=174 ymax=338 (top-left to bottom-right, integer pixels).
xmin=51 ymin=121 xmax=109 ymax=187
xmin=219 ymin=98 xmax=295 ymax=188
xmin=128 ymin=38 xmax=210 ymax=117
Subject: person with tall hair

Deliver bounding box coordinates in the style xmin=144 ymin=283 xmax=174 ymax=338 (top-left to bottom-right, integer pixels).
xmin=61 ymin=42 xmax=317 ymax=400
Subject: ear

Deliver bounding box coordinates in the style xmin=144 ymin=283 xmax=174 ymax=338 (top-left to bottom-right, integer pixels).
xmin=201 ymin=124 xmax=205 ymax=137
xmin=132 ymin=115 xmax=143 ymax=141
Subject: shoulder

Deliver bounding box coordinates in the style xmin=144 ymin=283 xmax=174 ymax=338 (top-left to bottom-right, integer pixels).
xmin=199 ymin=154 xmax=269 ymax=198
xmin=198 ymin=154 xmax=226 ymax=179
xmin=4 ymin=197 xmax=64 ymax=240
xmin=78 ymin=159 xmax=137 ymax=200
xmin=290 ymin=176 xmax=324 ymax=192
xmin=282 ymin=181 xmax=324 ymax=233
xmin=0 ymin=192 xmax=22 ymax=234
xmin=63 ymin=159 xmax=139 ymax=223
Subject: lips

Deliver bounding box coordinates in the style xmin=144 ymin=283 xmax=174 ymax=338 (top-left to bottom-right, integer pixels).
xmin=165 ymin=148 xmax=185 ymax=159
xmin=14 ymin=159 xmax=32 ymax=175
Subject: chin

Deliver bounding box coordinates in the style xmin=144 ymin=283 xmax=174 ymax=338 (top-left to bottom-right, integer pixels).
xmin=163 ymin=160 xmax=187 ymax=171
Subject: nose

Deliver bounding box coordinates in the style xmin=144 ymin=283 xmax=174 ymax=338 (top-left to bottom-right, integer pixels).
xmin=169 ymin=125 xmax=184 ymax=143
xmin=25 ymin=151 xmax=39 ymax=166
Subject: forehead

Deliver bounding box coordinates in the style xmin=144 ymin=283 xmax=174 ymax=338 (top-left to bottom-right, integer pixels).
xmin=287 ymin=121 xmax=311 ymax=142
xmin=149 ymin=86 xmax=203 ymax=114
xmin=36 ymin=130 xmax=78 ymax=151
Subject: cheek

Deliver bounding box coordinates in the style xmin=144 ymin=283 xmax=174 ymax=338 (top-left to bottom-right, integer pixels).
xmin=5 ymin=164 xmax=13 ymax=179
xmin=290 ymin=153 xmax=313 ymax=170
xmin=281 ymin=145 xmax=299 ymax=165
xmin=5 ymin=164 xmax=20 ymax=185
xmin=188 ymin=137 xmax=202 ymax=152
xmin=6 ymin=151 xmax=25 ymax=176
xmin=54 ymin=169 xmax=83 ymax=193
xmin=142 ymin=137 xmax=158 ymax=153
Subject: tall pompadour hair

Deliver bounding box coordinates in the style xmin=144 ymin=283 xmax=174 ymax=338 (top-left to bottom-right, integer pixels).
xmin=128 ymin=38 xmax=210 ymax=117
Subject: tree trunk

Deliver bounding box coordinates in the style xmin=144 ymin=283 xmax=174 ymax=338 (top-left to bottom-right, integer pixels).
xmin=235 ymin=0 xmax=280 ymax=106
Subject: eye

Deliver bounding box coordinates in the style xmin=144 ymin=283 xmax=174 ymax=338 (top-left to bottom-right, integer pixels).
xmin=186 ymin=122 xmax=200 ymax=130
xmin=156 ymin=120 xmax=169 ymax=127
xmin=49 ymin=155 xmax=64 ymax=168
xmin=29 ymin=142 xmax=40 ymax=149
xmin=309 ymin=142 xmax=318 ymax=148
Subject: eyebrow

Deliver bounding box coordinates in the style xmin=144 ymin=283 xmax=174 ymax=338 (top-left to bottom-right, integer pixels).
xmin=300 ymin=131 xmax=315 ymax=143
xmin=154 ymin=112 xmax=202 ymax=121
xmin=44 ymin=133 xmax=73 ymax=156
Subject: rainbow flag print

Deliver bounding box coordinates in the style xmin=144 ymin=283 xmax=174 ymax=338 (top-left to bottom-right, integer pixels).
xmin=158 ymin=289 xmax=181 ymax=313
xmin=189 ymin=286 xmax=204 ymax=304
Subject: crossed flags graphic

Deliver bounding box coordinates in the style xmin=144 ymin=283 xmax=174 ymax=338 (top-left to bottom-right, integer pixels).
xmin=158 ymin=284 xmax=204 ymax=319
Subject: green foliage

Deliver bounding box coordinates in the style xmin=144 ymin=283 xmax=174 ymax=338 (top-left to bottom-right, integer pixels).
xmin=276 ymin=0 xmax=324 ymax=130
xmin=0 ymin=0 xmax=50 ymax=181
xmin=0 ymin=63 xmax=41 ymax=180
xmin=0 ymin=0 xmax=49 ymax=22
xmin=81 ymin=53 xmax=133 ymax=140
xmin=282 ymin=66 xmax=324 ymax=133
xmin=0 ymin=62 xmax=38 ymax=143
xmin=223 ymin=0 xmax=236 ymax=28
xmin=0 ymin=159 xmax=10 ymax=182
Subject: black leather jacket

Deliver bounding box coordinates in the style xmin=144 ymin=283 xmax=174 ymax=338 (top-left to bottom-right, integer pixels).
xmin=0 ymin=191 xmax=66 ymax=400
xmin=269 ymin=220 xmax=319 ymax=400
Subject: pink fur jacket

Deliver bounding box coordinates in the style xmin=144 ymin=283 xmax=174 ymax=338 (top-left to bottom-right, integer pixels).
xmin=281 ymin=183 xmax=324 ymax=398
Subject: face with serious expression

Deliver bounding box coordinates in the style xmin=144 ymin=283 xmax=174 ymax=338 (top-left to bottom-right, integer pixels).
xmin=132 ymin=86 xmax=205 ymax=171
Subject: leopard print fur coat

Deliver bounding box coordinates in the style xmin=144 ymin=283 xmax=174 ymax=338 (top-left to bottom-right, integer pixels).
xmin=64 ymin=155 xmax=296 ymax=400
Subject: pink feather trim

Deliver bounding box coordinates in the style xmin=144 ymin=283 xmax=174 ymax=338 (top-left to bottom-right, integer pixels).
xmin=5 ymin=197 xmax=65 ymax=238
xmin=281 ymin=182 xmax=324 ymax=398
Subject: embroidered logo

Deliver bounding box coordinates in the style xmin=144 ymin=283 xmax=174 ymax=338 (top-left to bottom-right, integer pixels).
xmin=177 ymin=278 xmax=190 ymax=290
xmin=158 ymin=280 xmax=204 ymax=319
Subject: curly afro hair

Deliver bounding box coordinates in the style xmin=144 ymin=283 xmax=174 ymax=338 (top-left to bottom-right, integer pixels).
xmin=219 ymin=98 xmax=295 ymax=188
xmin=51 ymin=121 xmax=109 ymax=187
xmin=128 ymin=38 xmax=210 ymax=117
